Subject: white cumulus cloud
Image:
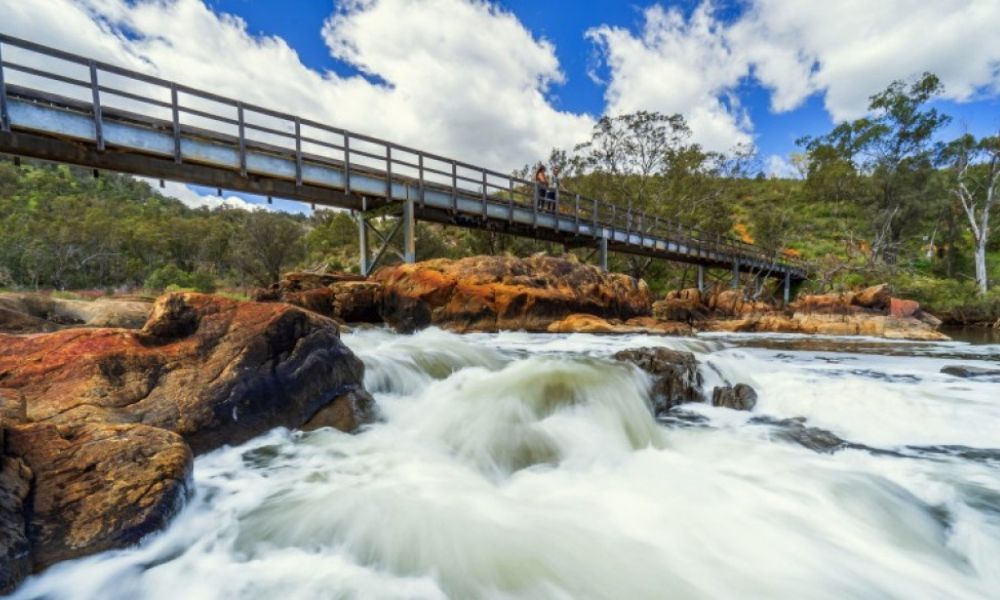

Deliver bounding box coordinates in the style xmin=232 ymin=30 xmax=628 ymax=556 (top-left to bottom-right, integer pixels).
xmin=0 ymin=0 xmax=593 ymax=170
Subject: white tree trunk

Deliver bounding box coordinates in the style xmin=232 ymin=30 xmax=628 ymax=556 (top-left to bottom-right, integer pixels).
xmin=975 ymin=239 xmax=988 ymax=294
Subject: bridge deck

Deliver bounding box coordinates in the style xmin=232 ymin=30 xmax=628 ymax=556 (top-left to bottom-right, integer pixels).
xmin=0 ymin=34 xmax=805 ymax=281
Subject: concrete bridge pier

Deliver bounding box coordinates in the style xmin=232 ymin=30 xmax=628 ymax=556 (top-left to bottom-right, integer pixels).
xmin=697 ymin=265 xmax=705 ymax=293
xmin=598 ymin=235 xmax=608 ymax=271
xmin=357 ymin=210 xmax=369 ymax=276
xmin=783 ymin=271 xmax=791 ymax=306
xmin=403 ymin=196 xmax=416 ymax=264
xmin=731 ymin=260 xmax=740 ymax=288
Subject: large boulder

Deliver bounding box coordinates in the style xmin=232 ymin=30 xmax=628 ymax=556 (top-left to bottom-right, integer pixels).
xmin=613 ymin=347 xmax=703 ymax=414
xmin=372 ymin=255 xmax=652 ymax=333
xmin=0 ymin=293 xmax=373 ymax=454
xmin=4 ymin=422 xmax=191 ymax=570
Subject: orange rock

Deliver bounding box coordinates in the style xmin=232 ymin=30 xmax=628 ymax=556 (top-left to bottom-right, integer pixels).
xmin=0 ymin=292 xmax=372 ymax=454
xmin=852 ymin=284 xmax=890 ymax=310
xmin=545 ymin=314 xmax=692 ymax=336
xmin=890 ymin=297 xmax=920 ymax=318
xmin=373 ymin=255 xmax=652 ymax=333
xmin=5 ymin=422 xmax=191 ymax=571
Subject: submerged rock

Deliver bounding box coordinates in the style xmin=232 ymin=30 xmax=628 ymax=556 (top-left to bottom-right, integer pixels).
xmin=613 ymin=347 xmax=703 ymax=414
xmin=941 ymin=365 xmax=1000 ymax=378
xmin=711 ymin=384 xmax=758 ymax=411
xmin=373 ymin=255 xmax=652 ymax=333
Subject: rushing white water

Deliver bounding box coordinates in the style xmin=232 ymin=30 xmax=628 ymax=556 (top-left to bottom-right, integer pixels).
xmin=11 ymin=329 xmax=1000 ymax=599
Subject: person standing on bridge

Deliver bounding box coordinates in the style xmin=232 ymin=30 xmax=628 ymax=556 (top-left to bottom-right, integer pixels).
xmin=534 ymin=164 xmax=554 ymax=212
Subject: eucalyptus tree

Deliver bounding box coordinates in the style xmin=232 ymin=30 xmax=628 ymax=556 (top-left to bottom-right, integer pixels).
xmin=801 ymin=73 xmax=950 ymax=264
xmin=941 ymin=132 xmax=1000 ymax=293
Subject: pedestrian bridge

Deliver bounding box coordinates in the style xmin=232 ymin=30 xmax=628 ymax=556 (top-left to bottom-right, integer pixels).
xmin=0 ymin=34 xmax=806 ymax=296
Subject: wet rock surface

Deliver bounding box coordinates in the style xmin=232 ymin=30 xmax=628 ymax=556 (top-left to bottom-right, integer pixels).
xmin=5 ymin=422 xmax=192 ymax=571
xmin=613 ymin=347 xmax=704 ymax=414
xmin=941 ymin=365 xmax=1000 ymax=378
xmin=373 ymin=255 xmax=652 ymax=333
xmin=711 ymin=384 xmax=758 ymax=411
xmin=0 ymin=292 xmax=375 ymax=590
xmin=0 ymin=442 xmax=31 ymax=594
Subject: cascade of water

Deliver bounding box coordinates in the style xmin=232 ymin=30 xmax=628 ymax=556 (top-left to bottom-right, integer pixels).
xmin=11 ymin=329 xmax=1000 ymax=600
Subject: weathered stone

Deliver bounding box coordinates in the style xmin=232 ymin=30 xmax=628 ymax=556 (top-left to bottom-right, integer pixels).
xmin=941 ymin=365 xmax=1000 ymax=378
xmin=330 ymin=281 xmax=383 ymax=323
xmin=890 ymin=297 xmax=921 ymax=318
xmin=0 ymin=292 xmax=372 ymax=454
xmin=302 ymin=390 xmax=376 ymax=432
xmin=613 ymin=347 xmax=703 ymax=414
xmin=373 ymin=255 xmax=652 ymax=333
xmin=0 ymin=448 xmax=32 ymax=594
xmin=853 ymin=284 xmax=890 ymax=310
xmin=652 ymin=297 xmax=707 ymax=322
xmin=5 ymin=422 xmax=191 ymax=570
xmin=711 ymin=384 xmax=758 ymax=411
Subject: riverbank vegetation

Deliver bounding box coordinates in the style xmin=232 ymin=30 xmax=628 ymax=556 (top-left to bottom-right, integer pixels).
xmin=0 ymin=73 xmax=997 ymax=324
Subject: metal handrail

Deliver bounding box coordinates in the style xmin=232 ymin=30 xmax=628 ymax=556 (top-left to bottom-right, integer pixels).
xmin=0 ymin=33 xmax=804 ymax=274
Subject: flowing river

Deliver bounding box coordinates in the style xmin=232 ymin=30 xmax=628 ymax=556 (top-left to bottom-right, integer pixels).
xmin=11 ymin=329 xmax=1000 ymax=599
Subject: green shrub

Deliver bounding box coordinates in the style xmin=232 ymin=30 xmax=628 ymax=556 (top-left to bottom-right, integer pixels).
xmin=144 ymin=264 xmax=192 ymax=291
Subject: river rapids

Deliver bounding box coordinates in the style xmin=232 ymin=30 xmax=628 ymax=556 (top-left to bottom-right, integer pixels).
xmin=11 ymin=329 xmax=1000 ymax=599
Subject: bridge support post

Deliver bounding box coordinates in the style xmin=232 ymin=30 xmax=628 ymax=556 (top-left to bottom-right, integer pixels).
xmin=731 ymin=260 xmax=740 ymax=288
xmin=356 ymin=211 xmax=369 ymax=276
xmin=598 ymin=235 xmax=608 ymax=271
xmin=783 ymin=271 xmax=791 ymax=307
xmin=403 ymin=196 xmax=416 ymax=263
xmin=697 ymin=265 xmax=705 ymax=293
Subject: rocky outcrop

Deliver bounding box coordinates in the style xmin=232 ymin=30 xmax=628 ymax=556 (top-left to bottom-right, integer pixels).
xmin=711 ymin=384 xmax=758 ymax=411
xmin=547 ymin=314 xmax=693 ymax=336
xmin=0 ymin=292 xmax=374 ymax=590
xmin=373 ymin=255 xmax=652 ymax=333
xmin=0 ymin=293 xmax=152 ymax=334
xmin=253 ymin=272 xmax=382 ymax=323
xmin=703 ymin=312 xmax=949 ymax=341
xmin=4 ymin=422 xmax=191 ymax=570
xmin=656 ymin=283 xmax=946 ymax=341
xmin=614 ymin=347 xmax=760 ymax=415
xmin=0 ymin=292 xmax=373 ymax=454
xmin=614 ymin=348 xmax=703 ymax=414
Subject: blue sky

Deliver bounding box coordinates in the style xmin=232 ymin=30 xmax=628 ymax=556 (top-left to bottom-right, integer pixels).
xmin=6 ymin=0 xmax=1000 ymax=211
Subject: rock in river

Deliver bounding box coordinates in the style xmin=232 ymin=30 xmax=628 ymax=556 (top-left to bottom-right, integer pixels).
xmin=0 ymin=292 xmax=375 ymax=590
xmin=373 ymin=255 xmax=652 ymax=333
xmin=613 ymin=347 xmax=704 ymax=414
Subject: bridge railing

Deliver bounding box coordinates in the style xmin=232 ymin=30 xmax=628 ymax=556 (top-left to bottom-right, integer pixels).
xmin=0 ymin=34 xmax=803 ymax=275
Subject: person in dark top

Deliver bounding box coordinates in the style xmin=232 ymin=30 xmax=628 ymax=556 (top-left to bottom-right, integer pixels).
xmin=534 ymin=164 xmax=556 ymax=211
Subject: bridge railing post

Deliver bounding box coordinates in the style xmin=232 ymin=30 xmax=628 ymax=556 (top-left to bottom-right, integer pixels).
xmin=385 ymin=145 xmax=392 ymax=199
xmin=170 ymin=85 xmax=182 ymax=164
xmin=293 ymin=117 xmax=302 ymax=186
xmin=344 ymin=133 xmax=352 ymax=193
xmin=88 ymin=60 xmax=104 ymax=151
xmin=592 ymin=198 xmax=598 ymax=239
xmin=507 ymin=178 xmax=514 ymax=223
xmin=418 ymin=153 xmax=425 ymax=209
xmin=0 ymin=40 xmax=8 ymax=132
xmin=451 ymin=160 xmax=458 ymax=213
xmin=481 ymin=169 xmax=488 ymax=219
xmin=237 ymin=102 xmax=246 ymax=176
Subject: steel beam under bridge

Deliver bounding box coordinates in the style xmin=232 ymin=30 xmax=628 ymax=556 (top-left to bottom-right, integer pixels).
xmin=0 ymin=34 xmax=806 ymax=283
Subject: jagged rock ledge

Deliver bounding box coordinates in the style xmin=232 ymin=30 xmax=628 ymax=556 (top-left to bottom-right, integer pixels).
xmin=0 ymin=293 xmax=374 ymax=593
